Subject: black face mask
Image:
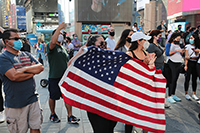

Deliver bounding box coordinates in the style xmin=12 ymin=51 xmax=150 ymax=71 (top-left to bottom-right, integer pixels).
xmin=66 ymin=41 xmax=68 ymax=43
xmin=174 ymin=41 xmax=180 ymax=44
xmin=109 ymin=32 xmax=115 ymax=36
xmin=178 ymin=27 xmax=181 ymax=30
xmin=126 ymin=37 xmax=131 ymax=43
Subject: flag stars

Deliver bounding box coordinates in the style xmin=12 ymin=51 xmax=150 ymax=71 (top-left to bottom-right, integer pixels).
xmin=111 ymin=71 xmax=114 ymax=74
xmin=114 ymin=65 xmax=117 ymax=67
xmin=103 ymin=60 xmax=105 ymax=63
xmin=78 ymin=61 xmax=81 ymax=64
xmin=104 ymin=67 xmax=107 ymax=70
xmin=97 ymin=60 xmax=100 ymax=63
xmin=89 ymin=67 xmax=91 ymax=70
xmin=108 ymin=77 xmax=111 ymax=80
xmin=113 ymin=52 xmax=115 ymax=55
xmin=92 ymin=61 xmax=95 ymax=63
xmin=87 ymin=58 xmax=90 ymax=60
xmin=106 ymin=73 xmax=109 ymax=75
xmin=93 ymin=66 xmax=96 ymax=69
xmin=87 ymin=62 xmax=90 ymax=65
xmin=97 ymin=55 xmax=100 ymax=58
xmin=101 ymin=74 xmax=104 ymax=77
xmin=109 ymin=66 xmax=112 ymax=69
xmin=83 ymin=60 xmax=85 ymax=62
xmin=83 ymin=64 xmax=86 ymax=67
xmin=99 ymin=69 xmax=102 ymax=72
xmin=95 ymin=71 xmax=97 ymax=74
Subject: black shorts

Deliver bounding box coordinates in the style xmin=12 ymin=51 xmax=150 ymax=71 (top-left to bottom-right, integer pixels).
xmin=48 ymin=78 xmax=62 ymax=100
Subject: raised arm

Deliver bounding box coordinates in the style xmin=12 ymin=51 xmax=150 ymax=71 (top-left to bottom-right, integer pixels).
xmin=49 ymin=22 xmax=67 ymax=50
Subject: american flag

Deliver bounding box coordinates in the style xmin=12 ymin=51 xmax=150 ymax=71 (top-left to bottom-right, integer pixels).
xmin=59 ymin=46 xmax=166 ymax=133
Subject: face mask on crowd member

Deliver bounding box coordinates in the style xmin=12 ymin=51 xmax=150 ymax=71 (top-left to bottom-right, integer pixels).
xmin=178 ymin=27 xmax=182 ymax=30
xmin=74 ymin=36 xmax=78 ymax=40
xmin=57 ymin=34 xmax=64 ymax=43
xmin=157 ymin=37 xmax=162 ymax=43
xmin=10 ymin=39 xmax=23 ymax=50
xmin=126 ymin=37 xmax=131 ymax=43
xmin=109 ymin=31 xmax=115 ymax=36
xmin=189 ymin=39 xmax=194 ymax=44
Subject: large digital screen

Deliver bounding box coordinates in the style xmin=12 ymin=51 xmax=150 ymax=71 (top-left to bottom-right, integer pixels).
xmin=137 ymin=0 xmax=150 ymax=11
xmin=77 ymin=0 xmax=132 ymax=22
xmin=182 ymin=0 xmax=200 ymax=12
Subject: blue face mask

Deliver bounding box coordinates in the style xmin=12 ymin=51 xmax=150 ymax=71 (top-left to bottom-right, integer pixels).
xmin=12 ymin=40 xmax=23 ymax=50
xmin=189 ymin=39 xmax=194 ymax=44
xmin=163 ymin=22 xmax=166 ymax=25
xmin=74 ymin=36 xmax=78 ymax=40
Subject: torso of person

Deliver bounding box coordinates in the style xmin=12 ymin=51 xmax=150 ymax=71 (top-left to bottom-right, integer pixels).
xmin=167 ymin=43 xmax=182 ymax=63
xmin=0 ymin=51 xmax=38 ymax=108
xmin=106 ymin=38 xmax=116 ymax=50
xmin=47 ymin=44 xmax=69 ymax=78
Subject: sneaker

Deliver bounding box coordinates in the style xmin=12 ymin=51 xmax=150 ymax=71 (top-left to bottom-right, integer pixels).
xmin=172 ymin=95 xmax=181 ymax=102
xmin=185 ymin=94 xmax=191 ymax=100
xmin=68 ymin=115 xmax=80 ymax=124
xmin=167 ymin=96 xmax=176 ymax=103
xmin=197 ymin=100 xmax=200 ymax=104
xmin=0 ymin=111 xmax=5 ymax=123
xmin=192 ymin=94 xmax=199 ymax=101
xmin=50 ymin=114 xmax=60 ymax=123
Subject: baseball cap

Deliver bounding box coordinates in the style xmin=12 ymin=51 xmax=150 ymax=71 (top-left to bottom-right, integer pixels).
xmin=131 ymin=32 xmax=151 ymax=42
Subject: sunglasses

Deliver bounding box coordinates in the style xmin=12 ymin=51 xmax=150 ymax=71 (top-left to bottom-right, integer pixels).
xmin=8 ymin=37 xmax=22 ymax=41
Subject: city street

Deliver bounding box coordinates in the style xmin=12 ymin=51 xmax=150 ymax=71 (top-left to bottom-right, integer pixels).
xmin=0 ymin=60 xmax=200 ymax=133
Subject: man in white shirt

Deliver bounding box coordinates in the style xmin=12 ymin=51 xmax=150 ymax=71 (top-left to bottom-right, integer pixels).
xmin=106 ymin=27 xmax=116 ymax=50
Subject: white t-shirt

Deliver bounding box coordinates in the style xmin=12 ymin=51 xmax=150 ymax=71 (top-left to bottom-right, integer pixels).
xmin=68 ymin=43 xmax=74 ymax=50
xmin=167 ymin=43 xmax=183 ymax=63
xmin=106 ymin=38 xmax=116 ymax=50
xmin=132 ymin=26 xmax=137 ymax=32
xmin=185 ymin=44 xmax=198 ymax=62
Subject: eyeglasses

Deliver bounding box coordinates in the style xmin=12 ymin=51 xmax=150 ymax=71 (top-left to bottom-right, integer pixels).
xmin=8 ymin=37 xmax=22 ymax=41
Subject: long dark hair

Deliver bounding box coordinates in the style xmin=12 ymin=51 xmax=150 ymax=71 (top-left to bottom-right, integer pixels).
xmin=148 ymin=29 xmax=161 ymax=43
xmin=114 ymin=29 xmax=132 ymax=50
xmin=191 ymin=33 xmax=200 ymax=48
xmin=168 ymin=32 xmax=181 ymax=43
xmin=129 ymin=39 xmax=143 ymax=51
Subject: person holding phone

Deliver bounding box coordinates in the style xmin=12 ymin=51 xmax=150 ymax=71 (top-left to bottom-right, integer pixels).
xmin=165 ymin=33 xmax=185 ymax=103
xmin=184 ymin=34 xmax=199 ymax=101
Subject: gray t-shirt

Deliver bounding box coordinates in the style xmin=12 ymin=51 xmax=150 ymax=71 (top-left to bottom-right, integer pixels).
xmin=161 ymin=25 xmax=166 ymax=38
xmin=0 ymin=51 xmax=39 ymax=108
xmin=106 ymin=38 xmax=116 ymax=50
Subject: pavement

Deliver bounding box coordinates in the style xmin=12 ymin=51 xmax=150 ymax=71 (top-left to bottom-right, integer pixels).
xmin=1 ymin=59 xmax=200 ymax=133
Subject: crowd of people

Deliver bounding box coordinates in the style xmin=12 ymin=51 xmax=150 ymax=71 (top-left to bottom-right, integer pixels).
xmin=0 ymin=21 xmax=200 ymax=133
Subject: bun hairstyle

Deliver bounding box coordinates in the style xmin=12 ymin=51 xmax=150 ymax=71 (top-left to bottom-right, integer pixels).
xmin=86 ymin=35 xmax=101 ymax=47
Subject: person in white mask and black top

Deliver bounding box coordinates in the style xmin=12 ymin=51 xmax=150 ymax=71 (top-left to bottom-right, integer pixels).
xmin=165 ymin=33 xmax=185 ymax=104
xmin=184 ymin=34 xmax=199 ymax=101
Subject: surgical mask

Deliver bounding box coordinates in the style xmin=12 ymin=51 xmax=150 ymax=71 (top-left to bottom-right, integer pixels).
xmin=109 ymin=32 xmax=115 ymax=36
xmin=126 ymin=37 xmax=131 ymax=43
xmin=174 ymin=41 xmax=180 ymax=44
xmin=157 ymin=37 xmax=162 ymax=43
xmin=189 ymin=39 xmax=194 ymax=44
xmin=12 ymin=40 xmax=23 ymax=51
xmin=57 ymin=34 xmax=64 ymax=42
xmin=164 ymin=22 xmax=166 ymax=25
xmin=74 ymin=36 xmax=78 ymax=40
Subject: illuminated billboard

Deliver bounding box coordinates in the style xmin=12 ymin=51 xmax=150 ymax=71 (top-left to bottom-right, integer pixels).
xmin=168 ymin=0 xmax=200 ymax=18
xmin=77 ymin=0 xmax=132 ymax=22
xmin=182 ymin=0 xmax=200 ymax=12
xmin=137 ymin=0 xmax=150 ymax=11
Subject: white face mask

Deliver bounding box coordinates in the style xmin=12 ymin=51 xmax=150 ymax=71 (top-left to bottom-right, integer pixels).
xmin=143 ymin=41 xmax=149 ymax=50
xmin=57 ymin=34 xmax=64 ymax=43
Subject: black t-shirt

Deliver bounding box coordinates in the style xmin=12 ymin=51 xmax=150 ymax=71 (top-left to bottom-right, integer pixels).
xmin=21 ymin=43 xmax=30 ymax=52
